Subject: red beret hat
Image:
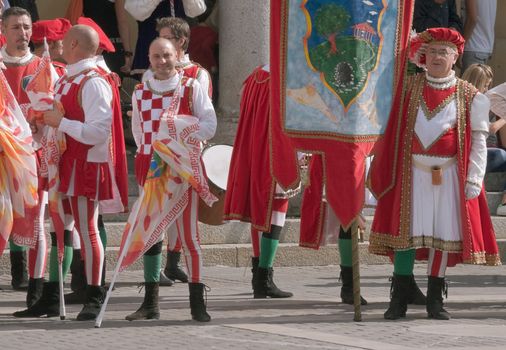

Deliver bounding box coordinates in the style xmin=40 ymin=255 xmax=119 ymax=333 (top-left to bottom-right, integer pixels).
xmin=31 ymin=18 xmax=72 ymax=44
xmin=409 ymin=27 xmax=465 ymax=68
xmin=77 ymin=17 xmax=116 ymax=53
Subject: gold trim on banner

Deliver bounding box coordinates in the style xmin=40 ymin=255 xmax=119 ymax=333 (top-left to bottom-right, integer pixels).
xmin=279 ymin=0 xmax=399 ymax=142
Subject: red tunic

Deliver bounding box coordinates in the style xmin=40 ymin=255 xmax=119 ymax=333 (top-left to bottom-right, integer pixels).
xmin=133 ymin=77 xmax=194 ymax=186
xmin=369 ymin=74 xmax=500 ymax=266
xmin=3 ymin=55 xmax=41 ymax=118
xmin=52 ymin=61 xmax=67 ymax=77
xmin=55 ymin=68 xmax=112 ymax=200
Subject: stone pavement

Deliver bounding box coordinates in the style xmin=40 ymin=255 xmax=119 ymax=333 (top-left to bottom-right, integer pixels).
xmin=1 ymin=264 xmax=506 ymax=350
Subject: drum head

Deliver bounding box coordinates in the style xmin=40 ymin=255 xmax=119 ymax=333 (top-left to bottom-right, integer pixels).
xmin=201 ymin=144 xmax=233 ymax=190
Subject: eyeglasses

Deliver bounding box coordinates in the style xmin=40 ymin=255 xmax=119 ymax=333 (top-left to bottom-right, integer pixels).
xmin=427 ymin=48 xmax=454 ymax=57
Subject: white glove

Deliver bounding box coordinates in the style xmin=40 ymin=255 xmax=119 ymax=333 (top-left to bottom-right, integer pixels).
xmin=465 ymin=182 xmax=482 ymax=200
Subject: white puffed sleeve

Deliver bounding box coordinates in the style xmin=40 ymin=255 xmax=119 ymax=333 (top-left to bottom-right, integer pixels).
xmin=467 ymin=92 xmax=490 ymax=186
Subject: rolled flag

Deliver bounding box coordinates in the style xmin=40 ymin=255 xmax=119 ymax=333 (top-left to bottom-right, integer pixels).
xmin=25 ymin=38 xmax=67 ymax=262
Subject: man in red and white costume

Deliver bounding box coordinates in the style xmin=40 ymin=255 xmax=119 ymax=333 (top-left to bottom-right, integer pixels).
xmin=368 ymin=27 xmax=500 ymax=321
xmin=40 ymin=24 xmax=113 ymax=321
xmin=143 ymin=16 xmax=212 ymax=286
xmin=126 ymin=37 xmax=216 ymax=322
xmin=1 ymin=6 xmax=50 ymax=305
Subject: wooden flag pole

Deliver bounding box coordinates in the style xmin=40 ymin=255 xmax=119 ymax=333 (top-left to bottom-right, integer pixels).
xmin=351 ymin=220 xmax=362 ymax=322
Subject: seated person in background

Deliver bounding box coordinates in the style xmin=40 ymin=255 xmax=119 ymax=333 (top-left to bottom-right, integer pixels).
xmin=480 ymin=68 xmax=506 ymax=216
xmin=462 ymin=64 xmax=506 ymax=215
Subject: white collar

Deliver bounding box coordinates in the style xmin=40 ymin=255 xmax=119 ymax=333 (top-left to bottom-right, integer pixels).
xmin=148 ymin=72 xmax=181 ymax=93
xmin=66 ymin=57 xmax=98 ymax=76
xmin=426 ymin=70 xmax=457 ymax=90
xmin=0 ymin=46 xmax=34 ymax=65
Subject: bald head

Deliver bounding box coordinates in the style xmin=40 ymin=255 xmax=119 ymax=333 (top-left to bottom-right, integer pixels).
xmin=149 ymin=37 xmax=176 ymax=56
xmin=149 ymin=37 xmax=178 ymax=80
xmin=62 ymin=24 xmax=99 ymax=63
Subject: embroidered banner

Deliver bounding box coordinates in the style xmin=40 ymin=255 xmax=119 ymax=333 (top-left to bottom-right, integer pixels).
xmin=270 ymin=0 xmax=414 ymax=243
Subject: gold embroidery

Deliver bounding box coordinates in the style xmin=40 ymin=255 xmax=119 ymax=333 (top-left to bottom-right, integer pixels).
xmin=413 ymin=124 xmax=456 ymax=152
xmin=420 ymin=92 xmax=456 ymax=121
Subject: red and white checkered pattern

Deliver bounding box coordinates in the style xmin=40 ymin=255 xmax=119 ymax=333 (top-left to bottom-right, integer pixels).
xmin=54 ymin=69 xmax=100 ymax=103
xmin=134 ymin=77 xmax=195 ymax=155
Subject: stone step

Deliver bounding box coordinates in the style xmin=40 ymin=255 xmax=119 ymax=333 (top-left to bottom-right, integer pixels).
xmin=486 ymin=192 xmax=503 ymax=215
xmin=2 ymin=239 xmax=506 ymax=275
xmin=98 ymin=213 xmax=506 ymax=248
xmin=103 ymin=193 xmax=304 ymax=222
xmin=485 ymin=172 xmax=506 ymax=192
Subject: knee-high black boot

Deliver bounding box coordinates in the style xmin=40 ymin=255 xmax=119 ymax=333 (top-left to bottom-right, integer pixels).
xmin=13 ymin=281 xmax=59 ymax=318
xmin=126 ymin=282 xmax=160 ymax=321
xmin=384 ymin=274 xmax=410 ymax=320
xmin=339 ymin=265 xmax=367 ymax=305
xmin=65 ymin=248 xmax=87 ymax=304
xmin=10 ymin=250 xmax=28 ymax=290
xmin=164 ymin=251 xmax=188 ymax=283
xmin=189 ymin=283 xmax=211 ymax=322
xmin=76 ymin=285 xmax=104 ymax=321
xmin=251 ymin=257 xmax=259 ymax=291
xmin=426 ymin=276 xmax=450 ymax=320
xmin=26 ymin=277 xmax=45 ymax=308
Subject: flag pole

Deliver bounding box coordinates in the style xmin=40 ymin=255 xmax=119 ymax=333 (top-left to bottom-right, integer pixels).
xmin=351 ymin=219 xmax=362 ymax=321
xmin=58 ymin=261 xmax=66 ymax=320
xmin=95 ymin=195 xmax=142 ymax=328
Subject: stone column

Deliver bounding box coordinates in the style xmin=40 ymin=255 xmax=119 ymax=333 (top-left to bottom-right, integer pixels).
xmin=214 ymin=0 xmax=270 ymax=144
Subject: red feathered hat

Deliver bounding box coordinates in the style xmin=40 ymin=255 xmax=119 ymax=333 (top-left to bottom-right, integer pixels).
xmin=31 ymin=18 xmax=72 ymax=44
xmin=77 ymin=17 xmax=116 ymax=53
xmin=409 ymin=27 xmax=465 ymax=68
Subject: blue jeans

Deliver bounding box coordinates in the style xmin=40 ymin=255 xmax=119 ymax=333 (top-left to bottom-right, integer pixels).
xmin=487 ymin=148 xmax=506 ymax=192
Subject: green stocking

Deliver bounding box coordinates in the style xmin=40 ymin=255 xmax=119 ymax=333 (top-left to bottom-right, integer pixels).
xmin=144 ymin=253 xmax=162 ymax=283
xmin=9 ymin=240 xmax=26 ymax=252
xmin=259 ymin=237 xmax=279 ymax=268
xmin=338 ymin=238 xmax=352 ymax=267
xmin=393 ymin=249 xmax=416 ymax=276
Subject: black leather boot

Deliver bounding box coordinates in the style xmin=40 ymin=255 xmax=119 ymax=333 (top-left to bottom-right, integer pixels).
xmin=189 ymin=283 xmax=211 ymax=322
xmin=65 ymin=249 xmax=87 ymax=304
xmin=126 ymin=282 xmax=160 ymax=321
xmin=251 ymin=257 xmax=259 ymax=291
xmin=407 ymin=275 xmax=427 ymax=305
xmin=26 ymin=277 xmax=44 ymax=308
xmin=253 ymin=267 xmax=293 ymax=298
xmin=76 ymin=285 xmax=104 ymax=321
xmin=384 ymin=274 xmax=410 ymax=320
xmin=10 ymin=250 xmax=28 ymax=290
xmin=426 ymin=276 xmax=450 ymax=320
xmin=339 ymin=265 xmax=368 ymax=305
xmin=164 ymin=251 xmax=188 ymax=283
xmin=13 ymin=281 xmax=59 ymax=318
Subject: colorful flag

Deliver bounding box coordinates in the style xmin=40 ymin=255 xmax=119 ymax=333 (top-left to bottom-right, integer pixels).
xmin=270 ymin=0 xmax=415 ymax=247
xmin=118 ymin=84 xmax=216 ymax=271
xmin=0 ymin=69 xmax=38 ymax=253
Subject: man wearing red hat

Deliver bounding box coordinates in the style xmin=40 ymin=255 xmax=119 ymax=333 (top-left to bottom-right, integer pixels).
xmin=368 ymin=27 xmax=500 ymax=321
xmin=31 ymin=18 xmax=71 ymax=77
xmin=0 ymin=6 xmax=56 ymax=307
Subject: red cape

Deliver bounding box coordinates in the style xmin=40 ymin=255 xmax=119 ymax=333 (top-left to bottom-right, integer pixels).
xmin=96 ymin=67 xmax=129 ymax=211
xmin=223 ymin=67 xmax=280 ymax=231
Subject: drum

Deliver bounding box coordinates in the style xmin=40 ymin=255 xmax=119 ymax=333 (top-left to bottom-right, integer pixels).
xmin=198 ymin=144 xmax=233 ymax=225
